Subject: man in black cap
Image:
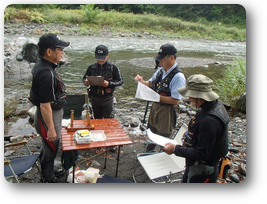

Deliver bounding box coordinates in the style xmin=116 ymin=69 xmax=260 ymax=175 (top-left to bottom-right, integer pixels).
xmin=135 ymin=44 xmax=186 ymax=151
xmin=29 ymin=33 xmax=70 ymax=182
xmin=83 ymin=45 xmax=123 ymax=119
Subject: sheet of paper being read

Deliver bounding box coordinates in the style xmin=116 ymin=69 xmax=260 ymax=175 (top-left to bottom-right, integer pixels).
xmin=147 ymin=129 xmax=178 ymax=147
xmin=86 ymin=76 xmax=104 ymax=86
xmin=135 ymin=81 xmax=160 ymax=102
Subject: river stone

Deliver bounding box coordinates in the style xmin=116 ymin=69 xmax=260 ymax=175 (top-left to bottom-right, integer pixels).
xmin=10 ymin=135 xmax=24 ymax=143
xmin=130 ymin=120 xmax=139 ymax=128
xmin=236 ymin=92 xmax=246 ymax=113
xmin=16 ymin=52 xmax=24 ymax=61
xmin=238 ymin=165 xmax=246 ymax=176
xmin=230 ymin=173 xmax=240 ymax=183
xmin=28 ymin=106 xmax=37 ymax=120
xmin=229 ymin=146 xmax=240 ymax=153
xmin=21 ymin=43 xmax=39 ymax=63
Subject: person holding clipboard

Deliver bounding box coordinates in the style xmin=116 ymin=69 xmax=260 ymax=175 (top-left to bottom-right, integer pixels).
xmin=83 ymin=45 xmax=123 ymax=119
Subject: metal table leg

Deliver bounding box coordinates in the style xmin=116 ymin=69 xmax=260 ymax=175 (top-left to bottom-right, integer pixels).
xmin=115 ymin=146 xmax=121 ymax=177
xmin=72 ymin=150 xmax=76 ymax=183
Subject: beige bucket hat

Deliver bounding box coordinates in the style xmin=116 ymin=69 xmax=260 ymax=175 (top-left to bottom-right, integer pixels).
xmin=178 ymin=74 xmax=219 ymax=102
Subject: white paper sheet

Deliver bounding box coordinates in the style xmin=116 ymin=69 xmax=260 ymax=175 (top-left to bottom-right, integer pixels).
xmin=146 ymin=129 xmax=178 ymax=147
xmin=135 ymin=82 xmax=160 ymax=102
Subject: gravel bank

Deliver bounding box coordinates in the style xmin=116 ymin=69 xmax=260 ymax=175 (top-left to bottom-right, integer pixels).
xmin=4 ymin=100 xmax=246 ymax=183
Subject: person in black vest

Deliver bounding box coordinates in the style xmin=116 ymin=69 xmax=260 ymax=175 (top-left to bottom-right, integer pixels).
xmin=135 ymin=44 xmax=186 ymax=151
xmin=29 ymin=33 xmax=70 ymax=182
xmin=83 ymin=45 xmax=123 ymax=119
xmin=163 ymin=74 xmax=230 ymax=183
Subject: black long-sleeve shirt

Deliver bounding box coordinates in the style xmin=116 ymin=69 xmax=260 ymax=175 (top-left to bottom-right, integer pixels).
xmin=174 ymin=100 xmax=227 ymax=166
xmin=83 ymin=61 xmax=123 ymax=97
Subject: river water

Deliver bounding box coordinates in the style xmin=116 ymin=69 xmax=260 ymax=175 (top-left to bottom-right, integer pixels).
xmin=4 ymin=35 xmax=246 ymax=136
xmin=23 ymin=36 xmax=246 ymax=101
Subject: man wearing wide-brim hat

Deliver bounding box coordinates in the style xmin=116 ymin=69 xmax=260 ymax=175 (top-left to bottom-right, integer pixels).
xmin=164 ymin=74 xmax=230 ymax=183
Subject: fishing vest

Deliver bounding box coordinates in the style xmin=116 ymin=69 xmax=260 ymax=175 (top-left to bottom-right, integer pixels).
xmin=29 ymin=58 xmax=66 ymax=110
xmin=151 ymin=66 xmax=182 ymax=96
xmin=183 ymin=100 xmax=230 ymax=161
xmin=88 ymin=62 xmax=115 ymax=98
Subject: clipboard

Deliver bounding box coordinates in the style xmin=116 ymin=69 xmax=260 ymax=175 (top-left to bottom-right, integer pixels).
xmin=86 ymin=76 xmax=104 ymax=86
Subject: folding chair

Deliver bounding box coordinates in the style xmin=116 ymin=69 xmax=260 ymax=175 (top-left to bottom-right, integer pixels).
xmin=4 ymin=140 xmax=42 ymax=183
xmin=63 ymin=94 xmax=91 ymax=119
xmin=133 ymin=123 xmax=188 ymax=183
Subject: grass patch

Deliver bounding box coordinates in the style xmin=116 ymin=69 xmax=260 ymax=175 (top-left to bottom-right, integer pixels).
xmin=4 ymin=8 xmax=47 ymax=23
xmin=214 ymin=58 xmax=246 ymax=110
xmin=4 ymin=7 xmax=246 ymax=41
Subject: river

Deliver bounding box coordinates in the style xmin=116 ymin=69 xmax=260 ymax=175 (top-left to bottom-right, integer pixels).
xmin=4 ymin=36 xmax=246 ymax=100
xmin=4 ymin=35 xmax=246 ymax=136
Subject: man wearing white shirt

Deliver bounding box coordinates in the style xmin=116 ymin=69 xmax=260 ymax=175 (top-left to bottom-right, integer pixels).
xmin=135 ymin=44 xmax=186 ymax=150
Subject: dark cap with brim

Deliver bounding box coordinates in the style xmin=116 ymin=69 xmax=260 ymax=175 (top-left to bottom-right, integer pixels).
xmin=95 ymin=45 xmax=108 ymax=60
xmin=154 ymin=44 xmax=177 ymax=61
xmin=38 ymin=33 xmax=70 ymax=49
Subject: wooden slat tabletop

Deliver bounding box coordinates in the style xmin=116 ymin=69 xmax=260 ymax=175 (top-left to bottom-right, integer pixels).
xmin=61 ymin=118 xmax=133 ymax=151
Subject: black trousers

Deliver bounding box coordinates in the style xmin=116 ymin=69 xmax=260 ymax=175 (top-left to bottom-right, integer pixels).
xmin=183 ymin=164 xmax=219 ymax=183
xmin=91 ymin=96 xmax=114 ymax=119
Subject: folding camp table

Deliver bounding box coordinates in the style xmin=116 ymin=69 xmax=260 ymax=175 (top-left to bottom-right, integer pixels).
xmin=61 ymin=118 xmax=133 ymax=183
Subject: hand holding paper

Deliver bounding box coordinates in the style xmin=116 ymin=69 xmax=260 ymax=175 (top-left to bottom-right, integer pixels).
xmin=163 ymin=142 xmax=177 ymax=155
xmin=86 ymin=76 xmax=104 ymax=86
xmin=146 ymin=129 xmax=178 ymax=147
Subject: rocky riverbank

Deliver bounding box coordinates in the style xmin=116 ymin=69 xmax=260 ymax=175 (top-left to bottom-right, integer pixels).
xmin=4 ymin=21 xmax=161 ymax=39
xmin=4 ymin=98 xmax=246 ymax=183
xmin=4 ymin=22 xmax=246 ymax=183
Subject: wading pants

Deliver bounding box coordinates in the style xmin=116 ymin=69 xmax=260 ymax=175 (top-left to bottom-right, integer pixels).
xmin=34 ymin=107 xmax=63 ymax=182
xmin=148 ymin=102 xmax=176 ymax=137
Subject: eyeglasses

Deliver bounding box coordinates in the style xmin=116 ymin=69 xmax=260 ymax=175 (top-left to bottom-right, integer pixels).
xmin=50 ymin=47 xmax=64 ymax=51
xmin=57 ymin=47 xmax=64 ymax=51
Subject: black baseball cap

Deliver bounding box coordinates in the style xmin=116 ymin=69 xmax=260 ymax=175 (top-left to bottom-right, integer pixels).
xmin=38 ymin=33 xmax=70 ymax=49
xmin=154 ymin=44 xmax=177 ymax=61
xmin=95 ymin=45 xmax=108 ymax=60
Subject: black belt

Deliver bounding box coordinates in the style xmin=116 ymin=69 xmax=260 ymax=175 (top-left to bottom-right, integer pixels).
xmin=92 ymin=95 xmax=112 ymax=100
xmin=196 ymin=160 xmax=220 ymax=166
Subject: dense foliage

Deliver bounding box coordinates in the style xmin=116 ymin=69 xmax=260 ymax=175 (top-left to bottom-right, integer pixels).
xmin=214 ymin=59 xmax=246 ymax=110
xmin=9 ymin=4 xmax=245 ymax=28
